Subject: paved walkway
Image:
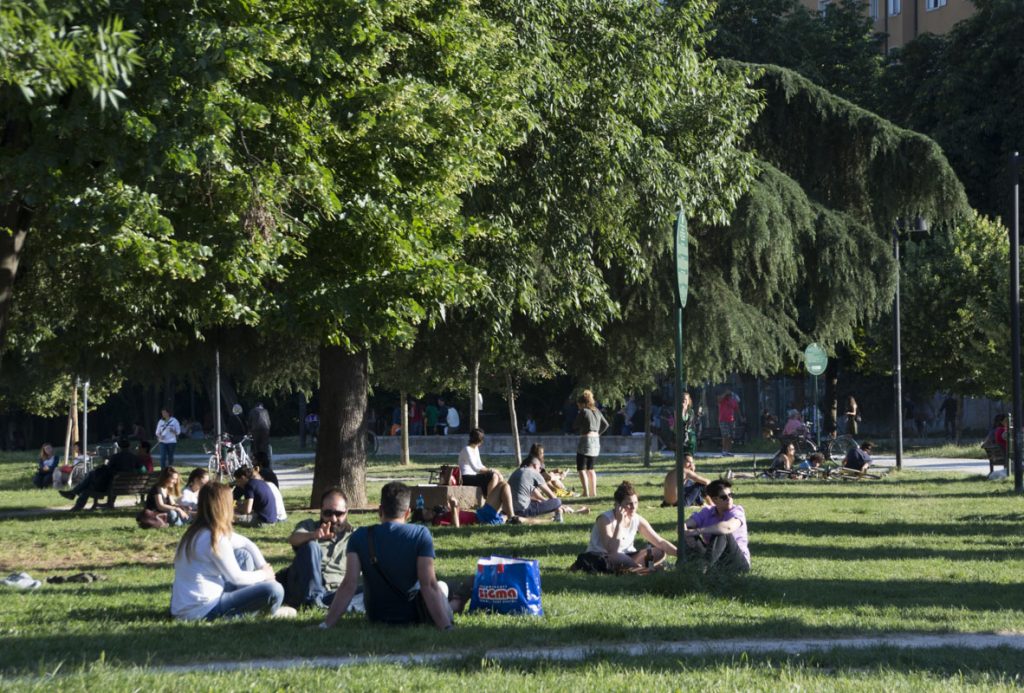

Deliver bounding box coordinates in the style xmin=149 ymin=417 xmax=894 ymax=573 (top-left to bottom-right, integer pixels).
xmin=151 ymin=631 xmax=1024 ymax=673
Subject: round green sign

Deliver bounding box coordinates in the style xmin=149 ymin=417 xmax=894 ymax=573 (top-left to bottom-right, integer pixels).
xmin=804 ymin=343 xmax=828 ymax=376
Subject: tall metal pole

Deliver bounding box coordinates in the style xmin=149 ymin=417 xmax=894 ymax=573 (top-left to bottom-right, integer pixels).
xmin=215 ymin=348 xmax=223 ymax=469
xmin=892 ymin=227 xmax=904 ymax=471
xmin=83 ymin=380 xmax=89 ymax=461
xmin=674 ymin=305 xmax=686 ymax=560
xmin=1010 ymin=151 xmax=1022 ymax=493
xmin=813 ymin=374 xmax=820 ymax=449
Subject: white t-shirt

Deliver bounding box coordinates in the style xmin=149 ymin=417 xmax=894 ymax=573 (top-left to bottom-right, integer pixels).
xmin=156 ymin=417 xmax=181 ymax=444
xmin=170 ymin=529 xmax=268 ymax=620
xmin=458 ymin=445 xmax=484 ymax=475
xmin=267 ymin=481 xmax=287 ymax=521
xmin=180 ymin=487 xmax=200 ymax=510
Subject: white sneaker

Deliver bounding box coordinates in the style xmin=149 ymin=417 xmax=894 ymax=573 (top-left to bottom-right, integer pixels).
xmin=272 ymin=605 xmax=298 ymax=619
xmin=2 ymin=572 xmax=41 ymax=590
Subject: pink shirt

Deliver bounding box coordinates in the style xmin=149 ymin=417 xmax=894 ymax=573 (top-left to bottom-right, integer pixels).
xmin=718 ymin=397 xmax=739 ymax=424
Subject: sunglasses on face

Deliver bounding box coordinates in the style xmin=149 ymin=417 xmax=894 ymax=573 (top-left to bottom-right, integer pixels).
xmin=322 ymin=510 xmax=348 ymax=518
xmin=716 ymin=493 xmax=733 ymax=501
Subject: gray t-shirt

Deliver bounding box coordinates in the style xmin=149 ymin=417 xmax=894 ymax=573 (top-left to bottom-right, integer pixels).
xmin=509 ymin=467 xmax=545 ymax=514
xmin=292 ymin=518 xmax=353 ymax=590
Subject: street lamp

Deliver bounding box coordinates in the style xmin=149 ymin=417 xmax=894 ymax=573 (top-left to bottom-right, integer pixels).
xmin=892 ymin=216 xmax=928 ymax=472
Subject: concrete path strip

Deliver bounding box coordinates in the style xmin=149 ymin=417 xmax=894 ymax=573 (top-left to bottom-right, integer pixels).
xmin=155 ymin=632 xmax=1024 ymax=673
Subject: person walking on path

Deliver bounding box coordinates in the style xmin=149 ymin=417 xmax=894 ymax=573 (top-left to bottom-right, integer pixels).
xmin=844 ymin=396 xmax=860 ymax=436
xmin=155 ymin=408 xmax=181 ymax=470
xmin=718 ymin=390 xmax=740 ymax=457
xmin=573 ymin=389 xmax=609 ymax=498
xmin=248 ymin=403 xmax=272 ymax=466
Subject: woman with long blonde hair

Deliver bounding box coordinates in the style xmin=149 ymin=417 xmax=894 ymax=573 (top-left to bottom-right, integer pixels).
xmin=171 ymin=483 xmax=292 ymax=620
xmin=573 ymin=389 xmax=609 ymax=498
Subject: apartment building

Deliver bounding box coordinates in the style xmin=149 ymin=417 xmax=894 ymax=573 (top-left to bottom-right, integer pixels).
xmin=802 ymin=0 xmax=975 ymax=51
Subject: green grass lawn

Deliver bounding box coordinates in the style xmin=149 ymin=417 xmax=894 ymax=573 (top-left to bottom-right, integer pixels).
xmin=2 ymin=449 xmax=1024 ymax=689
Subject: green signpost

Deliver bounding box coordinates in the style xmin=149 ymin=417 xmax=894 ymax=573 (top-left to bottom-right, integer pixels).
xmin=674 ymin=204 xmax=688 ymax=561
xmin=804 ymin=343 xmax=828 ymax=448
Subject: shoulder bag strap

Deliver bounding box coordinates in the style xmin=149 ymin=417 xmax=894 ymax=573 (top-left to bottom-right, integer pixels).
xmin=367 ymin=525 xmax=411 ymax=600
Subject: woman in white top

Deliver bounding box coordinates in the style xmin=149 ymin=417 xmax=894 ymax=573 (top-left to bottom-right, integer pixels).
xmin=179 ymin=468 xmax=210 ymax=512
xmin=584 ymin=481 xmax=677 ymax=571
xmin=170 ymin=483 xmax=291 ymax=620
xmin=457 ymin=428 xmax=503 ymax=495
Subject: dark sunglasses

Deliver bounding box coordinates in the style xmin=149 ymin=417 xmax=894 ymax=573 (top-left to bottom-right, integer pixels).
xmin=321 ymin=509 xmax=348 ymax=518
xmin=716 ymin=493 xmax=733 ymax=501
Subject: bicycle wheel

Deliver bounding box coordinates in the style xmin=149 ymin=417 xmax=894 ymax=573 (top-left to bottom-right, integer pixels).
xmin=207 ymin=454 xmax=219 ymax=474
xmin=792 ymin=437 xmax=817 ymax=458
xmin=366 ymin=431 xmax=379 ymax=456
xmin=827 ymin=435 xmax=858 ymax=462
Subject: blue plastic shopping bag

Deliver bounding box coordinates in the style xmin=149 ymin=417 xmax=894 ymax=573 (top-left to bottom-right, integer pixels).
xmin=468 ymin=555 xmax=543 ymax=616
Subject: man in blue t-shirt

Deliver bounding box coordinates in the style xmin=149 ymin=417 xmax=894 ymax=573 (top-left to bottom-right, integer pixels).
xmin=320 ymin=481 xmax=453 ymax=629
xmin=234 ymin=467 xmax=279 ymax=526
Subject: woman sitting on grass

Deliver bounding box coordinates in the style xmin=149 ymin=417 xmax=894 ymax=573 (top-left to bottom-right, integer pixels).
xmin=573 ymin=480 xmax=677 ymax=573
xmin=171 ymin=483 xmax=294 ymax=620
xmin=661 ymin=453 xmax=710 ymax=507
xmin=768 ymin=442 xmax=796 ymax=477
xmin=179 ymin=468 xmax=210 ymax=513
xmin=146 ymin=467 xmax=192 ymax=526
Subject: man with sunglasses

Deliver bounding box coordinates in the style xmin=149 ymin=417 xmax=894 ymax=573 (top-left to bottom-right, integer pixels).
xmin=278 ymin=487 xmax=354 ymax=609
xmin=683 ymin=479 xmax=750 ymax=573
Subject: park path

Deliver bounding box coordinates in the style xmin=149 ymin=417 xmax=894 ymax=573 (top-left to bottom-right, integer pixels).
xmin=148 ymin=631 xmax=1024 ymax=673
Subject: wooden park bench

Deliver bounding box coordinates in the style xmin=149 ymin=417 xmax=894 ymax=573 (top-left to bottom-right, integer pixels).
xmin=90 ymin=471 xmax=161 ymax=507
xmin=983 ymin=444 xmax=1008 ymax=476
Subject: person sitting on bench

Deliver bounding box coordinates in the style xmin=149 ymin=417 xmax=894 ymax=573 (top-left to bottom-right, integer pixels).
xmin=59 ymin=439 xmax=141 ymax=511
xmin=457 ymin=428 xmax=503 ymax=495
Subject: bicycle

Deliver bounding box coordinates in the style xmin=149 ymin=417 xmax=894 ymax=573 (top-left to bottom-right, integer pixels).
xmin=366 ymin=430 xmax=379 ymax=456
xmin=825 ymin=434 xmax=859 ymax=462
xmin=207 ymin=433 xmax=253 ymax=478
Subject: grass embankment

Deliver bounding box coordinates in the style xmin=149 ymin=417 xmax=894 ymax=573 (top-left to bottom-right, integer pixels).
xmin=1 ymin=449 xmax=1023 ymax=688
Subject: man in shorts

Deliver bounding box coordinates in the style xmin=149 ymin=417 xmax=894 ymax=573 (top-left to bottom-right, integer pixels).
xmin=718 ymin=390 xmax=740 ymax=457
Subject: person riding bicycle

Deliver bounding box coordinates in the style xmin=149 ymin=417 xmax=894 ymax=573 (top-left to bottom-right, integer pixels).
xmin=781 ymin=410 xmax=809 ymax=438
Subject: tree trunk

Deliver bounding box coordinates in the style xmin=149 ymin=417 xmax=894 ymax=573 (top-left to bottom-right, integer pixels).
xmin=400 ymin=390 xmax=410 ymax=466
xmin=470 ymin=360 xmax=480 ymax=430
xmin=312 ymin=346 xmax=368 ymax=508
xmin=63 ymin=383 xmax=76 ymax=464
xmin=506 ymin=373 xmax=521 ymax=465
xmin=824 ymin=358 xmax=839 ymax=437
xmin=643 ymin=388 xmax=652 ymax=467
xmin=0 ymin=198 xmax=31 ymax=359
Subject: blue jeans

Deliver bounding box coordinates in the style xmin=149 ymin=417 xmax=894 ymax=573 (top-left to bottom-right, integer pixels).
xmin=283 ymin=541 xmax=334 ymax=608
xmin=204 ymin=549 xmax=284 ymax=620
xmin=160 ymin=442 xmax=176 ymax=469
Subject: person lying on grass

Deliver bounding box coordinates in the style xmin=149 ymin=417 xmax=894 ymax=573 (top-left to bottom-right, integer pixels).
xmin=420 ymin=480 xmax=521 ymax=527
xmin=796 ymin=452 xmax=825 ymax=476
xmin=321 ymin=481 xmax=454 ymax=630
xmin=683 ymin=479 xmax=750 ymax=573
xmin=661 ymin=453 xmax=710 ymax=507
xmin=573 ymin=480 xmax=678 ymax=573
xmin=171 ymin=483 xmax=295 ymax=620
